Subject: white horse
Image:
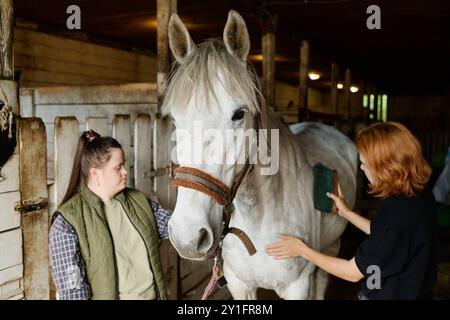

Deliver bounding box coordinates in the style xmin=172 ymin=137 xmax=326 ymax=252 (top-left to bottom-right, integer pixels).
xmin=163 ymin=10 xmax=358 ymax=300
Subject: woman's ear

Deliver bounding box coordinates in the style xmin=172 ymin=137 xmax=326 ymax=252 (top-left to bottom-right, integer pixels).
xmin=89 ymin=167 xmax=100 ymax=187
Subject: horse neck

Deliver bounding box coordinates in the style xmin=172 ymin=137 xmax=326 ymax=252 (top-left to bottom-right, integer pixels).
xmin=234 ymin=104 xmax=309 ymax=217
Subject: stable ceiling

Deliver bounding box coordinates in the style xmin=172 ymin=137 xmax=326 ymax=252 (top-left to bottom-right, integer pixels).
xmin=13 ymin=0 xmax=450 ymax=95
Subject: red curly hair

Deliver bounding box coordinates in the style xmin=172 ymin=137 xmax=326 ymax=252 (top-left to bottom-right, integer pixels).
xmin=356 ymin=122 xmax=432 ymax=199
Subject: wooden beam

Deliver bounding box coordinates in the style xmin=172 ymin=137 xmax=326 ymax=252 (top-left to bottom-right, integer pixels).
xmin=157 ymin=0 xmax=179 ymax=301
xmin=344 ymin=68 xmax=351 ymax=119
xmin=331 ymin=62 xmax=338 ymax=116
xmin=261 ymin=15 xmax=277 ymax=110
xmin=19 ymin=118 xmax=50 ymax=300
xmin=298 ymin=40 xmax=309 ymax=121
xmin=0 ymin=0 xmax=14 ymax=80
xmin=157 ymin=0 xmax=177 ymax=112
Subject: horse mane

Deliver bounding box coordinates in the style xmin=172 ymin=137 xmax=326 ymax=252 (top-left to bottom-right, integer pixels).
xmin=162 ymin=39 xmax=263 ymax=116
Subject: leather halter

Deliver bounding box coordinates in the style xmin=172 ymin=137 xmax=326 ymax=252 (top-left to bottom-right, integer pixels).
xmin=171 ymin=113 xmax=261 ymax=257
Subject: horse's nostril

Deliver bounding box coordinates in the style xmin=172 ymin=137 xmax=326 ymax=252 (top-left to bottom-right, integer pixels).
xmin=197 ymin=228 xmax=213 ymax=254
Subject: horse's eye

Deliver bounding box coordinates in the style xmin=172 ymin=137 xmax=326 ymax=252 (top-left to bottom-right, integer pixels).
xmin=231 ymin=109 xmax=245 ymax=121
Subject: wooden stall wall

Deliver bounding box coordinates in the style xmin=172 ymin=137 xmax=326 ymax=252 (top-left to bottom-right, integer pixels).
xmin=14 ymin=21 xmax=157 ymax=87
xmin=0 ymin=82 xmax=24 ymax=300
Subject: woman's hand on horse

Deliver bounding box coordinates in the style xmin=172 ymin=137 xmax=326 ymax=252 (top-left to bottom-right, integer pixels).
xmin=265 ymin=235 xmax=307 ymax=259
xmin=327 ymin=183 xmax=351 ymax=218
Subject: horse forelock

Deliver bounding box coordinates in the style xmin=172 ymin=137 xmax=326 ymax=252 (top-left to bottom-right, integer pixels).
xmin=162 ymin=39 xmax=262 ymax=116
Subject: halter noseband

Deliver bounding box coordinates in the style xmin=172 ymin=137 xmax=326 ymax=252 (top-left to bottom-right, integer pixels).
xmin=171 ymin=113 xmax=261 ymax=257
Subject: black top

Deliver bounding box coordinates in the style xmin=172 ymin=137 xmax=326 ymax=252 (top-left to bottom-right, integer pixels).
xmin=355 ymin=188 xmax=438 ymax=300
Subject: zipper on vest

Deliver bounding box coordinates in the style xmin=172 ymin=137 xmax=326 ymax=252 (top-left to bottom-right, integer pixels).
xmin=103 ymin=207 xmax=120 ymax=300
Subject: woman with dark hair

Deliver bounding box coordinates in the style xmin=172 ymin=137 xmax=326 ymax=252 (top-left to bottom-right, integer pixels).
xmin=49 ymin=130 xmax=171 ymax=300
xmin=266 ymin=121 xmax=438 ymax=300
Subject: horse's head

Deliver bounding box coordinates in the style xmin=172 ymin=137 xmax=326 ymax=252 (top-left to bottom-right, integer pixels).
xmin=163 ymin=10 xmax=261 ymax=260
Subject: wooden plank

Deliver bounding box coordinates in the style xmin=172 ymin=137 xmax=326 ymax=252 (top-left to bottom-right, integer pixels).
xmin=0 ymin=278 xmax=20 ymax=295
xmin=0 ymin=153 xmax=19 ymax=193
xmin=181 ymin=263 xmax=211 ymax=294
xmin=182 ymin=269 xmax=212 ymax=300
xmin=0 ymin=191 xmax=20 ymax=232
xmin=86 ymin=117 xmax=108 ymax=136
xmin=159 ymin=240 xmax=180 ymax=300
xmin=113 ymin=115 xmax=131 ymax=186
xmin=331 ymin=62 xmax=338 ymax=115
xmin=344 ymin=68 xmax=351 ymax=119
xmin=19 ymin=118 xmax=50 ymax=300
xmin=53 ymin=117 xmax=79 ymax=210
xmin=36 ymin=103 xmax=157 ymax=125
xmin=0 ymin=228 xmax=22 ymax=271
xmin=0 ymin=264 xmax=23 ymax=286
xmin=261 ymin=16 xmax=277 ymax=109
xmin=298 ymin=40 xmax=309 ymax=121
xmin=154 ymin=117 xmax=175 ymax=209
xmin=134 ymin=114 xmax=153 ymax=198
xmin=210 ymin=286 xmax=232 ymax=300
xmin=6 ymin=290 xmax=24 ymax=300
xmin=15 ymin=27 xmax=139 ymax=63
xmin=15 ymin=52 xmax=146 ymax=82
xmin=0 ymin=288 xmax=23 ymax=300
xmin=33 ymin=83 xmax=157 ymax=105
xmin=0 ymin=0 xmax=14 ymax=80
xmin=19 ymin=88 xmax=35 ymax=117
xmin=14 ymin=39 xmax=156 ymax=80
xmin=19 ymin=69 xmax=124 ymax=87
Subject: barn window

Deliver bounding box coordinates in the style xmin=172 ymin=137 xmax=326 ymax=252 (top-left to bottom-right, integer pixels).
xmin=363 ymin=94 xmax=368 ymax=108
xmin=369 ymin=94 xmax=375 ymax=110
xmin=381 ymin=94 xmax=388 ymax=121
xmin=377 ymin=94 xmax=382 ymax=120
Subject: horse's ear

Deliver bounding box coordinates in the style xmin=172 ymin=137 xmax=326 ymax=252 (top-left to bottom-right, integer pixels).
xmin=168 ymin=13 xmax=196 ymax=63
xmin=223 ymin=10 xmax=250 ymax=63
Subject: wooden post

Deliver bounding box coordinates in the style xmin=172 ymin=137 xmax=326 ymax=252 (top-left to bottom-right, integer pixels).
xmin=19 ymin=118 xmax=50 ymax=300
xmin=157 ymin=0 xmax=179 ymax=300
xmin=298 ymin=40 xmax=309 ymax=122
xmin=331 ymin=62 xmax=338 ymax=116
xmin=344 ymin=68 xmax=351 ymax=119
xmin=0 ymin=0 xmax=14 ymax=81
xmin=0 ymin=0 xmax=25 ymax=301
xmin=261 ymin=15 xmax=277 ymax=110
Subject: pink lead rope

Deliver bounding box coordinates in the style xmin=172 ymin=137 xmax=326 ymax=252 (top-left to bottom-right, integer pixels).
xmin=201 ymin=259 xmax=222 ymax=300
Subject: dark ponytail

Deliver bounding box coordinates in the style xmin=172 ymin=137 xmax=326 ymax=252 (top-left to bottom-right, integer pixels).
xmin=61 ymin=130 xmax=122 ymax=204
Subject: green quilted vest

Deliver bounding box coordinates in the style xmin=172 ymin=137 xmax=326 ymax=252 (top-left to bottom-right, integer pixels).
xmin=55 ymin=185 xmax=168 ymax=300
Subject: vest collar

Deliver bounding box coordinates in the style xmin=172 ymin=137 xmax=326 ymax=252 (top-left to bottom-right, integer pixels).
xmin=80 ymin=184 xmax=103 ymax=210
xmin=80 ymin=184 xmax=128 ymax=209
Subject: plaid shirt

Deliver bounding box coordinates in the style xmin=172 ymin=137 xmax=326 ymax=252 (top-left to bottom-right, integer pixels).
xmin=49 ymin=200 xmax=172 ymax=300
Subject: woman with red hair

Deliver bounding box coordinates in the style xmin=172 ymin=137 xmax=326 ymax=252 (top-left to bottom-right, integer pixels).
xmin=266 ymin=122 xmax=437 ymax=300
